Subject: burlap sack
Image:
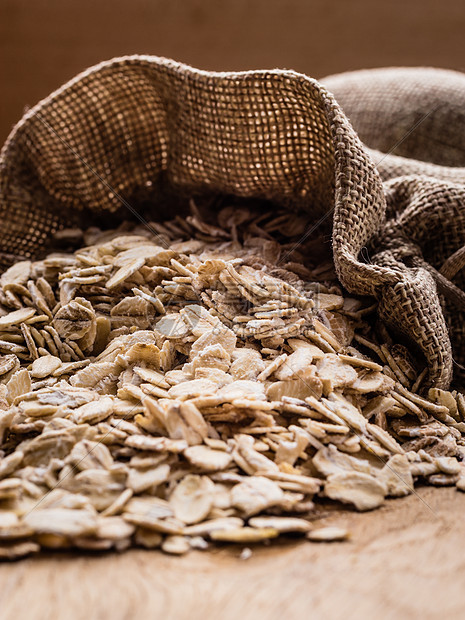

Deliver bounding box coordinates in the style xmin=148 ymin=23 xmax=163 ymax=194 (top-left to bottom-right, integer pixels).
xmin=1 ymin=57 xmax=464 ymax=389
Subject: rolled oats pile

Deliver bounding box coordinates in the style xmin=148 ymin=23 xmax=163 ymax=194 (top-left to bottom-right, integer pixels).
xmin=0 ymin=200 xmax=464 ymax=560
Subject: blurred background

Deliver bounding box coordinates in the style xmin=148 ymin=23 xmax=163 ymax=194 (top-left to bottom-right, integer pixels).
xmin=1 ymin=0 xmax=464 ymax=144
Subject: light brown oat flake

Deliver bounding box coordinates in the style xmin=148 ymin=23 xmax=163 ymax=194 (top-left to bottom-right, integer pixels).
xmin=307 ymin=526 xmax=350 ymax=542
xmin=161 ymin=535 xmax=191 ymax=555
xmin=183 ymin=445 xmax=233 ymax=472
xmin=23 ymin=508 xmax=98 ymax=537
xmin=324 ymin=472 xmax=387 ymax=511
xmin=248 ymin=516 xmax=312 ymax=533
xmin=210 ymin=526 xmax=279 ymax=543
xmin=231 ymin=476 xmax=284 ymax=516
xmin=169 ymin=475 xmax=214 ymax=525
xmin=0 ymin=541 xmax=40 ymax=560
xmin=31 ymin=355 xmax=63 ymax=378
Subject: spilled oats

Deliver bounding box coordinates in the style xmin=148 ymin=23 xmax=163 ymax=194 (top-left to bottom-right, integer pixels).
xmin=0 ymin=201 xmax=463 ymax=559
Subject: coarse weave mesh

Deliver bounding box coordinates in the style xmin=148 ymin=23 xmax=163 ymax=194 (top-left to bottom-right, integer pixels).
xmin=1 ymin=57 xmax=465 ymax=389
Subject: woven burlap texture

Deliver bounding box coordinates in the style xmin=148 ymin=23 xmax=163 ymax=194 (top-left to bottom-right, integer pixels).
xmin=1 ymin=57 xmax=465 ymax=389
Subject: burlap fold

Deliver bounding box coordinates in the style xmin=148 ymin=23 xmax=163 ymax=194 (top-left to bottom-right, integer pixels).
xmin=1 ymin=57 xmax=465 ymax=388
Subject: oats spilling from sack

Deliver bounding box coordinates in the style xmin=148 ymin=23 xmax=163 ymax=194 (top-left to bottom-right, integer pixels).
xmin=0 ymin=201 xmax=463 ymax=560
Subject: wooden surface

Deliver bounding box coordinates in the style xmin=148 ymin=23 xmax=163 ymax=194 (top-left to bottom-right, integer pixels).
xmin=1 ymin=487 xmax=464 ymax=620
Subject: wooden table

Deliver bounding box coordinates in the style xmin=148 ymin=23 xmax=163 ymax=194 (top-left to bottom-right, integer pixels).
xmin=0 ymin=486 xmax=463 ymax=619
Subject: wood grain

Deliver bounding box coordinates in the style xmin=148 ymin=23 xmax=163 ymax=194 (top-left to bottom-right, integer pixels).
xmin=1 ymin=487 xmax=464 ymax=620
